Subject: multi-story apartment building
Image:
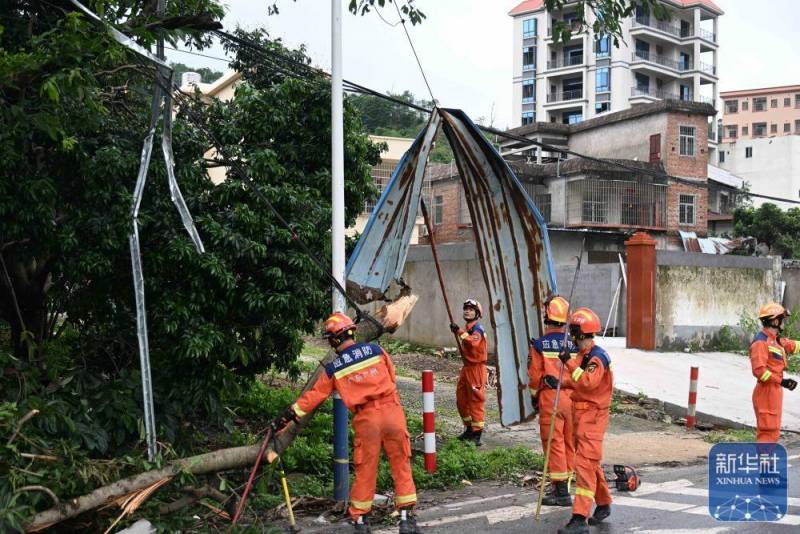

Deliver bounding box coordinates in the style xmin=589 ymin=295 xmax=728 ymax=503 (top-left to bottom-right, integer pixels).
xmin=719 ymin=85 xmax=800 ymax=141
xmin=509 ymin=0 xmax=721 ymax=148
xmin=717 ymin=85 xmax=800 ymax=209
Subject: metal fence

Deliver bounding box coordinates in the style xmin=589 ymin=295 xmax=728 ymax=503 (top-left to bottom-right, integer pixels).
xmin=364 ymin=160 xmax=432 ymax=215
xmin=566 ymin=179 xmax=667 ymax=228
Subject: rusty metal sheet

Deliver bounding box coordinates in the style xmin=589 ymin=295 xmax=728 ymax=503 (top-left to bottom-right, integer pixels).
xmin=347 ymin=108 xmax=556 ymax=426
xmin=439 ymin=108 xmax=556 ymax=426
xmin=346 ymin=112 xmax=441 ymax=302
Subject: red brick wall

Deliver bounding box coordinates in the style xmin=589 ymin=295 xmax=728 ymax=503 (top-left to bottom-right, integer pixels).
xmin=419 ymin=179 xmax=474 ymax=244
xmin=664 ymin=113 xmax=710 ymax=179
xmin=666 ymin=181 xmax=708 ymax=235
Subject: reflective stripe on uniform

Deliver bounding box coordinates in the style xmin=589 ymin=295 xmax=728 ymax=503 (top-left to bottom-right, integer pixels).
xmin=760 ymin=370 xmax=773 ymax=382
xmin=462 ymin=416 xmax=472 ymax=423
xmin=542 ymin=351 xmax=560 ymax=359
xmin=472 ymin=421 xmax=485 ymax=428
xmin=768 ymin=346 xmax=784 ymax=356
xmin=549 ymin=471 xmax=570 ymax=481
xmin=334 ymin=355 xmax=381 ymax=379
xmin=529 ymin=386 xmax=538 ymax=395
xmin=575 ymin=486 xmax=595 ymax=499
xmin=459 ymin=332 xmax=470 ymax=340
xmin=350 ymin=499 xmax=373 ymax=510
xmin=292 ymin=403 xmax=306 ymax=417
xmin=794 ymin=343 xmax=800 ymax=354
xmin=572 ymin=368 xmax=584 ymax=382
xmin=395 ymin=493 xmax=417 ymax=505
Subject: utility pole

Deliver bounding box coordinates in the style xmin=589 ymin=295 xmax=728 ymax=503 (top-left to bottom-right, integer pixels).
xmin=330 ymin=0 xmax=349 ymax=504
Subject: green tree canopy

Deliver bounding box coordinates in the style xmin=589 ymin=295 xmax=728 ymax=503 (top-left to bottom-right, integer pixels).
xmin=170 ymin=61 xmax=224 ymax=83
xmin=733 ymin=203 xmax=800 ymax=258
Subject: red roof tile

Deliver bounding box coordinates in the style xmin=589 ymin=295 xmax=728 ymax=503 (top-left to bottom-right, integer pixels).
xmin=674 ymin=0 xmax=724 ymax=15
xmin=508 ymin=0 xmax=544 ymax=16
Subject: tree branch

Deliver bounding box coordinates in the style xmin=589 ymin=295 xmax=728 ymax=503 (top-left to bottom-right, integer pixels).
xmin=16 ymin=485 xmax=59 ymax=507
xmin=7 ymin=409 xmax=39 ymax=446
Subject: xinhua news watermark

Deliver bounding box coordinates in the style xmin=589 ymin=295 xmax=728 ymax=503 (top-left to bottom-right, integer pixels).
xmin=708 ymin=442 xmax=788 ymax=522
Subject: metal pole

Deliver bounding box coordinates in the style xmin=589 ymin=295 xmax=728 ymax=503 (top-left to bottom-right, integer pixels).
xmin=331 ymin=0 xmax=349 ymax=504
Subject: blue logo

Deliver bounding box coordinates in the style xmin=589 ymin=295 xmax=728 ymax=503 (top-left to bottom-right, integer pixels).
xmin=708 ymin=442 xmax=787 ymax=522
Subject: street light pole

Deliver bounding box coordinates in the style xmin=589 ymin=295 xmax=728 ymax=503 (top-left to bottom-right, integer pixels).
xmin=331 ymin=0 xmax=349 ymax=505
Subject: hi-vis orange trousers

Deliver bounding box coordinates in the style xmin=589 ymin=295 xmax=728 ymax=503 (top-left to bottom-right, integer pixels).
xmin=456 ymin=363 xmax=487 ymax=432
xmin=572 ymin=404 xmax=612 ymax=517
xmin=538 ymin=388 xmax=575 ymax=482
xmin=348 ymin=397 xmax=417 ymax=518
xmin=753 ymin=381 xmax=783 ymax=443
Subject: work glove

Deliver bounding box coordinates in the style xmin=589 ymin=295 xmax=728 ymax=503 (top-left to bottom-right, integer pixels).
xmin=449 ymin=323 xmax=460 ymax=333
xmin=781 ymin=378 xmax=798 ymax=391
xmin=543 ymin=375 xmax=560 ymax=389
xmin=274 ymin=406 xmax=299 ymax=432
xmin=557 ymin=350 xmax=571 ymax=364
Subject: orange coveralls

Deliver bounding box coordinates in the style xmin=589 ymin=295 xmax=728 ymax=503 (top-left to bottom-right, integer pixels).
xmin=562 ymin=342 xmax=614 ymax=518
xmin=291 ymin=342 xmax=416 ymax=518
xmin=456 ymin=320 xmax=488 ymax=432
xmin=528 ymin=328 xmax=576 ymax=482
xmin=750 ymin=329 xmax=799 ymax=442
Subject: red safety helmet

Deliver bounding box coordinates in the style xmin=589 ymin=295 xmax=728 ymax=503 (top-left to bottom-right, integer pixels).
xmin=463 ymin=299 xmax=483 ymax=318
xmin=322 ymin=312 xmax=356 ymax=339
xmin=569 ymin=307 xmax=602 ymax=336
xmin=544 ymin=296 xmax=570 ymax=325
xmin=758 ymin=302 xmax=789 ymax=321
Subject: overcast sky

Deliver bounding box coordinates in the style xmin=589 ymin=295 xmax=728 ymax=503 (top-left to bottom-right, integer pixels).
xmin=167 ymin=0 xmax=800 ymax=129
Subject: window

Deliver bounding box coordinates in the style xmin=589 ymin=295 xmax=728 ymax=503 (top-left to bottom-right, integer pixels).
xmin=742 ymin=101 xmax=749 ymax=111
xmin=725 ymin=125 xmax=738 ymax=139
xmin=753 ymin=97 xmax=767 ymax=111
xmin=522 ymin=79 xmax=535 ymax=103
xmin=679 ymin=85 xmax=690 ymax=102
xmin=563 ymin=110 xmax=583 ymax=125
xmin=534 ymin=193 xmax=552 ymax=223
xmin=785 ymin=123 xmax=792 ymax=133
xmin=595 ymin=67 xmax=610 ymax=92
xmin=679 ymin=125 xmax=696 ymax=156
xmin=523 ymin=18 xmax=537 ymax=39
xmin=523 ymin=46 xmax=536 ymax=71
xmin=433 ymin=195 xmax=444 ymax=225
xmin=771 ymin=123 xmax=778 ymax=134
xmin=719 ymin=151 xmax=725 ymax=164
xmin=771 ymin=98 xmax=778 ymax=108
xmin=796 ymin=120 xmax=800 ymax=133
xmin=679 ymin=52 xmax=691 ymax=71
xmin=649 ymin=134 xmax=661 ymax=162
xmin=679 ymin=194 xmax=696 ymax=225
xmin=785 ymin=97 xmax=791 ymax=107
xmin=745 ymin=147 xmax=753 ymax=158
xmin=742 ymin=126 xmax=748 ymax=136
xmin=635 ymin=73 xmax=650 ymax=93
xmin=753 ymin=122 xmax=767 ymax=137
xmin=595 ymin=35 xmax=610 ymax=57
xmin=724 ymin=100 xmax=738 ymax=114
xmin=595 ymin=102 xmax=610 ymax=114
xmin=796 ymin=94 xmax=800 ymax=108
xmin=582 ymin=189 xmax=608 ymax=223
xmin=521 ymin=111 xmax=535 ymax=125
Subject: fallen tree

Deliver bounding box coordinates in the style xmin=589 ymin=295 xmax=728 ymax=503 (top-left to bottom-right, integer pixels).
xmin=25 ymin=296 xmax=416 ymax=532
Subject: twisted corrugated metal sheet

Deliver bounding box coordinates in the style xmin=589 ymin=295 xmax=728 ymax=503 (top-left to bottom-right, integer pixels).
xmin=347 ymin=108 xmax=557 ymax=425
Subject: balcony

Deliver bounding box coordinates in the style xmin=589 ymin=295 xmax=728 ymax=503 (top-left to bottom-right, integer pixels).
xmin=547 ymin=89 xmax=583 ymax=103
xmin=546 ymin=20 xmax=584 ymax=39
xmin=566 ymin=179 xmax=668 ymax=230
xmin=631 ymin=51 xmax=690 ymax=72
xmin=547 ymin=55 xmax=584 ymax=70
xmin=630 ymin=87 xmax=714 ymax=105
xmin=632 ymin=16 xmax=717 ymax=43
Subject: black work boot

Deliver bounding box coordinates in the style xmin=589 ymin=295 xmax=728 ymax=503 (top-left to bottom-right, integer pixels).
xmin=471 ymin=430 xmax=483 ymax=447
xmin=588 ymin=504 xmax=611 ymax=525
xmin=542 ymin=480 xmax=572 ymax=506
xmin=557 ymin=514 xmax=589 ymax=534
xmin=457 ymin=427 xmax=473 ymax=441
xmin=353 ymin=516 xmax=372 ymax=533
xmin=398 ymin=513 xmax=423 ymax=534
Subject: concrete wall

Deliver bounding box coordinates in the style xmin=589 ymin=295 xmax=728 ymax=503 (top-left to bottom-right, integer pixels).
xmin=569 ymin=111 xmax=666 ymax=162
xmin=389 ymin=234 xmax=626 ymax=348
xmin=782 ymin=261 xmax=800 ymax=313
xmin=655 ymin=251 xmax=779 ymax=349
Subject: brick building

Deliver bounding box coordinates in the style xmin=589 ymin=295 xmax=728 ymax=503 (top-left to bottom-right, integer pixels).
xmin=426 ymin=100 xmax=723 ymax=249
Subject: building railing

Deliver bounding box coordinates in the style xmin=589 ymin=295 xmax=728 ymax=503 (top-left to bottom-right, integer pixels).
xmin=633 ymin=16 xmax=717 ymax=43
xmin=547 ymin=89 xmax=584 ymax=103
xmin=629 ymin=87 xmax=714 ymax=105
xmin=547 ymin=55 xmax=584 ymax=69
xmin=566 ymin=179 xmax=668 ymax=229
xmin=546 ymin=20 xmax=583 ymax=37
xmin=632 ymin=51 xmax=690 ymax=71
xmin=698 ymin=62 xmax=716 ymax=75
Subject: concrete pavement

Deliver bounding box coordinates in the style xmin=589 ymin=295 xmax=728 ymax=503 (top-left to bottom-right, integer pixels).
xmin=601 ymin=337 xmax=800 ymax=433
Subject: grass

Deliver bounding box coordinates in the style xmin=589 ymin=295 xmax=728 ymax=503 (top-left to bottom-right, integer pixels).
xmin=703 ymin=428 xmax=757 ymax=444
xmin=379 ymin=337 xmax=441 ymax=356
xmin=300 ymin=341 xmax=329 ymax=359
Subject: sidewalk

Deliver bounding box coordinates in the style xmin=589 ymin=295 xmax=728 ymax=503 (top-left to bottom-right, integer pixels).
xmin=602 ymin=337 xmax=800 ymax=433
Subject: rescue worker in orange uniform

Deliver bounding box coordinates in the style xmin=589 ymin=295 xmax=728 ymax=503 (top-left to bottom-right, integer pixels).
xmin=557 ymin=308 xmax=613 ymax=534
xmin=750 ymin=302 xmax=798 ymax=443
xmin=528 ymin=295 xmax=576 ymax=506
xmin=450 ymin=299 xmax=488 ymax=446
xmin=275 ymin=313 xmax=423 ymax=534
